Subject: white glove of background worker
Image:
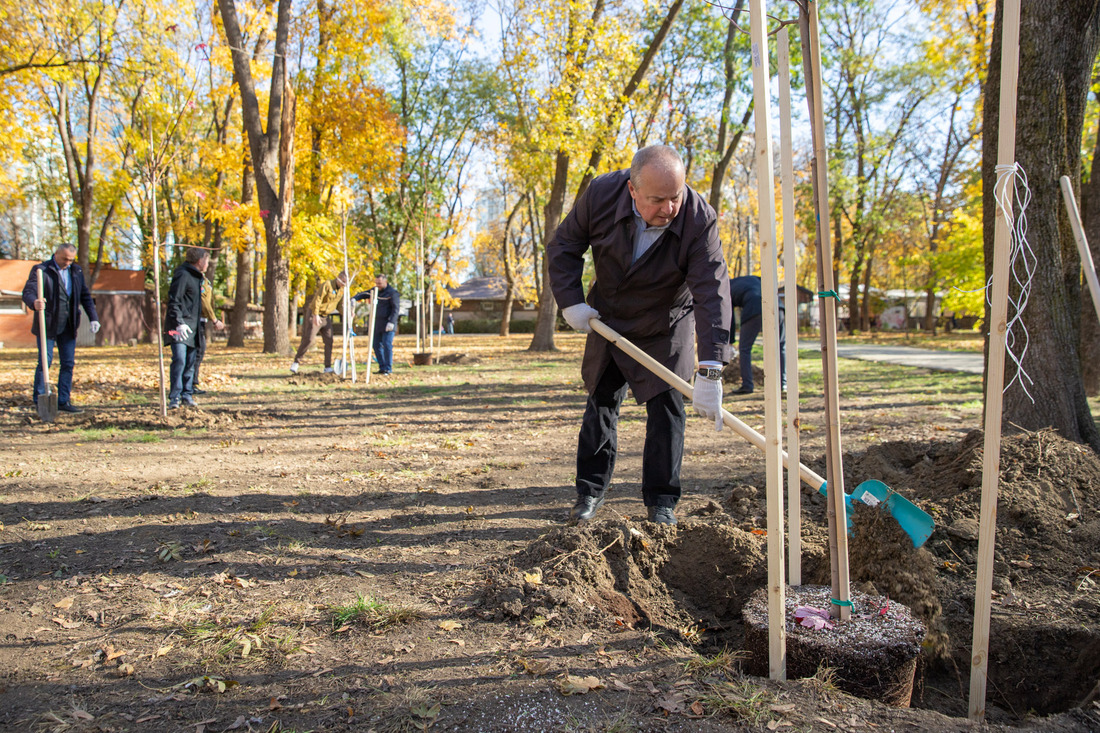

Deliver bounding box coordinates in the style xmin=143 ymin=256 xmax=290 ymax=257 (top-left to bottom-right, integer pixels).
xmin=562 ymin=303 xmax=600 ymax=333
xmin=176 ymin=322 xmax=193 ymax=342
xmin=385 ymin=322 xmax=395 ymax=332
xmin=89 ymin=321 xmax=101 ymax=334
xmin=692 ymin=361 xmax=724 ymax=432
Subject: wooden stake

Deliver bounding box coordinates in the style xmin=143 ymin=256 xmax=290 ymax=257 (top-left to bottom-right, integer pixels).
xmin=801 ymin=0 xmax=850 ymax=621
xmin=970 ymin=0 xmax=1021 ymax=719
xmin=364 ymin=286 xmax=379 ymax=386
xmin=1059 ymin=176 xmax=1100 ymax=328
xmin=148 ymin=122 xmax=167 ymax=419
xmin=748 ymin=0 xmax=786 ymax=682
xmin=778 ymin=26 xmax=802 ymax=588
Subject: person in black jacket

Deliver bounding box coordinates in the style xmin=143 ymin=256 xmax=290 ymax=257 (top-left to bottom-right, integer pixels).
xmin=353 ymin=274 xmax=401 ymax=375
xmin=21 ymin=244 xmax=101 ymax=413
xmin=164 ymin=248 xmax=209 ymax=409
xmin=729 ymin=275 xmax=786 ymax=395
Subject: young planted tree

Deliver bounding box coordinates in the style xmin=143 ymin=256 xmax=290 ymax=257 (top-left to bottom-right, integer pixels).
xmin=983 ymin=0 xmax=1100 ymax=449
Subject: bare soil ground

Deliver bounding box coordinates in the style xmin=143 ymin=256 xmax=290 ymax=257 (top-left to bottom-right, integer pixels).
xmin=0 ymin=333 xmax=1098 ymax=733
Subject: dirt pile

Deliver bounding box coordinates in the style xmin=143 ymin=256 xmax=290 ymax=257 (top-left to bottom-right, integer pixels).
xmin=479 ymin=517 xmax=767 ymax=643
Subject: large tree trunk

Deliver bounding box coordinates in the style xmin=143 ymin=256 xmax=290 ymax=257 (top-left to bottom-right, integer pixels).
xmin=228 ymin=148 xmax=256 ymax=348
xmin=1080 ymin=101 xmax=1100 ymax=396
xmin=983 ymin=0 xmax=1100 ymax=449
xmin=528 ymin=151 xmax=570 ymax=352
xmin=218 ymin=0 xmax=294 ymax=355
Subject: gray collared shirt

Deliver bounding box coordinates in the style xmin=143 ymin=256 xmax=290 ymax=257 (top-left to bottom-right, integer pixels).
xmin=632 ymin=201 xmax=671 ymax=264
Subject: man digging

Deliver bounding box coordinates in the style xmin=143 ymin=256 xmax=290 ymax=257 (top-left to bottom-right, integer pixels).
xmin=548 ymin=145 xmax=732 ymax=526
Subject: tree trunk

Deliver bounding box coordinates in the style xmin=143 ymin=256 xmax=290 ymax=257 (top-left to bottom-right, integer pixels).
xmin=1079 ymin=97 xmax=1100 ymax=396
xmin=528 ymin=151 xmax=570 ymax=352
xmin=860 ymin=256 xmax=873 ymax=331
xmin=983 ymin=0 xmax=1100 ymax=450
xmin=218 ymin=0 xmax=294 ymax=355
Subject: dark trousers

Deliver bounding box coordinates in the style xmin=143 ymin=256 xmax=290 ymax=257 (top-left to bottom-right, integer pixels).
xmin=293 ymin=315 xmax=334 ymax=367
xmin=737 ymin=313 xmax=786 ymax=391
xmin=193 ymin=319 xmax=208 ymax=386
xmin=575 ymin=358 xmax=686 ymax=508
xmin=169 ymin=341 xmax=197 ymax=402
xmin=33 ymin=328 xmax=77 ymax=406
xmin=373 ymin=329 xmax=394 ymax=374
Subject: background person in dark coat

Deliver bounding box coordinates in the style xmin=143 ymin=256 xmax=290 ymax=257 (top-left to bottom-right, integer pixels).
xmin=353 ymin=274 xmax=401 ymax=375
xmin=164 ymin=248 xmax=209 ymax=409
xmin=21 ymin=243 xmax=100 ymax=413
xmin=728 ymin=275 xmax=786 ymax=395
xmin=548 ymin=145 xmax=732 ymax=526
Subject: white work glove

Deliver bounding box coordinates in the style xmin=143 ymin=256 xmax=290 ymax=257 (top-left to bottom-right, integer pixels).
xmin=692 ymin=361 xmax=724 ymax=432
xmin=176 ymin=322 xmax=193 ymax=341
xmin=89 ymin=321 xmax=101 ymax=334
xmin=562 ymin=303 xmax=600 ymax=333
xmin=385 ymin=322 xmax=395 ymax=332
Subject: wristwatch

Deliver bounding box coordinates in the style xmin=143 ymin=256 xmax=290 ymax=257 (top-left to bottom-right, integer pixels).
xmin=697 ymin=365 xmax=723 ymax=380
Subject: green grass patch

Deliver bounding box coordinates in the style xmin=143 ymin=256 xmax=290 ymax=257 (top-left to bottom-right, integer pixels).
xmin=329 ymin=593 xmax=426 ymax=631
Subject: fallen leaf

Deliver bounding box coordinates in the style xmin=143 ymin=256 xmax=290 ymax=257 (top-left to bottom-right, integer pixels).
xmin=52 ymin=616 xmax=82 ymax=629
xmin=579 ymin=632 xmax=592 ymax=644
xmin=153 ymin=645 xmax=173 ymax=659
xmin=449 ymin=639 xmax=465 ymax=647
xmin=556 ymin=674 xmax=604 ymax=696
xmin=54 ymin=597 xmax=75 ymax=610
xmin=438 ymin=620 xmax=462 ymax=632
xmin=523 ymin=568 xmax=543 ymax=585
xmin=770 ymin=703 xmax=797 ymax=714
xmin=612 ymin=679 xmax=632 ymax=691
xmin=71 ymin=710 xmax=94 ymax=721
xmin=118 ymin=663 xmax=135 ymax=676
xmin=690 ymin=701 xmax=705 ymax=716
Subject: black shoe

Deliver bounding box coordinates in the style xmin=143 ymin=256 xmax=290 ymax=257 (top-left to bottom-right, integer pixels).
xmin=647 ymin=505 xmax=677 ymax=525
xmin=732 ymin=386 xmax=754 ymax=395
xmin=193 ymin=389 xmax=207 ymax=395
xmin=58 ymin=403 xmax=83 ymax=414
xmin=570 ymin=494 xmax=605 ymax=522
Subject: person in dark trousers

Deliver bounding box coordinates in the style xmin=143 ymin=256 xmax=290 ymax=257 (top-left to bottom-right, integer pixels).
xmin=192 ymin=263 xmax=224 ymax=394
xmin=22 ymin=243 xmax=101 ymax=413
xmin=164 ymin=247 xmax=209 ymax=409
xmin=728 ymin=275 xmax=786 ymax=395
xmin=290 ymin=271 xmax=347 ymax=374
xmin=548 ymin=145 xmax=732 ymax=526
xmin=353 ymin=274 xmax=400 ymax=375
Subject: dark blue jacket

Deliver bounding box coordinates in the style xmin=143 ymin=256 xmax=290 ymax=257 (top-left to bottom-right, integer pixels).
xmin=729 ymin=276 xmax=763 ymax=322
xmin=22 ymin=257 xmax=98 ymax=338
xmin=354 ymin=284 xmax=401 ymax=335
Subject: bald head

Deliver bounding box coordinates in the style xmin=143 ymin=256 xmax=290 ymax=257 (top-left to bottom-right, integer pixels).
xmin=628 ymin=145 xmax=686 ymax=227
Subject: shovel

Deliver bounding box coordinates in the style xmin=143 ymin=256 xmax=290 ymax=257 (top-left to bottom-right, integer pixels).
xmin=35 ymin=269 xmax=58 ymax=423
xmin=589 ymin=318 xmax=934 ymax=547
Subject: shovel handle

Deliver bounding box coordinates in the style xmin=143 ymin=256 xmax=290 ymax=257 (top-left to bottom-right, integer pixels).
xmin=589 ymin=318 xmax=827 ymax=492
xmin=36 ymin=269 xmax=51 ymax=398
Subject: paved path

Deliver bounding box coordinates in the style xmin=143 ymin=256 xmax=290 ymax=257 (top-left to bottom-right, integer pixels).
xmin=801 ymin=342 xmax=983 ymax=374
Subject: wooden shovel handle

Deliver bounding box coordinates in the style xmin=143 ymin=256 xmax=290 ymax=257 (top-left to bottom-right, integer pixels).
xmin=36 ymin=269 xmax=51 ymax=397
xmin=589 ymin=318 xmax=827 ymax=491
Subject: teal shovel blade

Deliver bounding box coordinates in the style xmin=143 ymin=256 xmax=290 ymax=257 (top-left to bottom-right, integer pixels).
xmin=817 ymin=479 xmax=934 ymax=548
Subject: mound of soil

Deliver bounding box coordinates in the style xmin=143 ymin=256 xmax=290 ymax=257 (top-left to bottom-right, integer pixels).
xmin=437 ymin=353 xmax=481 ymax=365
xmin=484 ymin=428 xmax=1100 ymax=721
xmin=479 ymin=517 xmax=766 ymax=642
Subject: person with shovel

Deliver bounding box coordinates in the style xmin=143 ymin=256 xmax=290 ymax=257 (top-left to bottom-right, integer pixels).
xmin=728 ymin=275 xmax=786 ymax=395
xmin=22 ymin=243 xmax=101 ymax=414
xmin=289 ymin=270 xmax=348 ymax=374
xmin=548 ymin=144 xmax=733 ymax=526
xmin=352 ymin=274 xmax=401 ymax=375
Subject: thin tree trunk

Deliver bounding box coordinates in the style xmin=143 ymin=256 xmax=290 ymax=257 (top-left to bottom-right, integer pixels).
xmin=1079 ymin=95 xmax=1100 ymax=395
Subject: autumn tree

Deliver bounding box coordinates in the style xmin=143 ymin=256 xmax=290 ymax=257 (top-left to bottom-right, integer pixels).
xmin=983 ymin=0 xmax=1100 ymax=449
xmin=217 ymin=0 xmax=296 ymax=354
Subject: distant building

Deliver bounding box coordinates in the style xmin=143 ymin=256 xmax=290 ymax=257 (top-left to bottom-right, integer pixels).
xmin=0 ymin=259 xmax=148 ymax=348
xmin=446 ymin=276 xmax=536 ymax=322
